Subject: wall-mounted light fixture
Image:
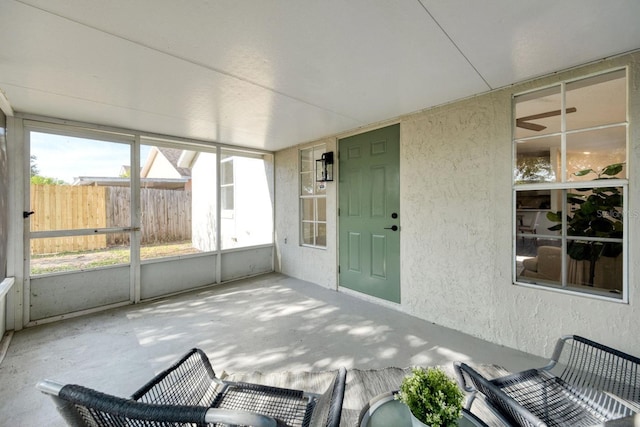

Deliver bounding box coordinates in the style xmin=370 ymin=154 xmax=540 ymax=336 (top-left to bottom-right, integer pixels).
xmin=316 ymin=152 xmax=334 ymax=182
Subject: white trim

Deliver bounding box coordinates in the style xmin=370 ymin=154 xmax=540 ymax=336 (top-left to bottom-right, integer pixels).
xmin=25 ymin=300 xmax=132 ymax=327
xmin=24 ymin=120 xmax=134 ymax=145
xmin=31 ymin=227 xmax=138 ymax=239
xmin=0 ymin=89 xmax=14 ymax=117
xmin=17 ymin=113 xmax=273 ymax=156
xmin=0 ymin=330 xmax=14 ymax=366
xmin=514 ymin=179 xmax=628 ymax=191
xmin=216 ymin=146 xmax=222 ymax=284
xmin=131 ymin=135 xmax=141 ymax=303
xmin=0 ymin=277 xmax=15 ymax=299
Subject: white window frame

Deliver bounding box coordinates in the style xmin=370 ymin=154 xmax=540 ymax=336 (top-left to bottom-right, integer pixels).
xmin=512 ymin=68 xmax=629 ymax=302
xmin=299 ymin=144 xmax=327 ymax=248
xmin=220 ymin=155 xmax=234 ymax=219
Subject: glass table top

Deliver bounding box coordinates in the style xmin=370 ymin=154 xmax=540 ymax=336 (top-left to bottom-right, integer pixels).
xmin=358 ymin=391 xmax=488 ymax=427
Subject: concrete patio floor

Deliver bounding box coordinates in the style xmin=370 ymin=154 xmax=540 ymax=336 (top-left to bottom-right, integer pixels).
xmin=0 ymin=273 xmax=547 ymax=425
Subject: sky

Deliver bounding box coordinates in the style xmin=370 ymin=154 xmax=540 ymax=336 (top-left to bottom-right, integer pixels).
xmin=30 ymin=132 xmax=152 ymax=184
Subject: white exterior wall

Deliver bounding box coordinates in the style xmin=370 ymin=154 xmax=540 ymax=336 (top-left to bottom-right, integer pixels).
xmin=222 ymin=156 xmax=273 ymax=249
xmin=274 ymin=52 xmax=640 ymax=358
xmin=191 ymin=152 xmax=217 ymax=252
xmin=142 ymin=148 xmax=182 ymax=179
xmin=275 ymin=137 xmax=337 ymax=289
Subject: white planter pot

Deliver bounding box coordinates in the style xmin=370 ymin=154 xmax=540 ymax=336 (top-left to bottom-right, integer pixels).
xmin=408 ymin=410 xmax=430 ymax=427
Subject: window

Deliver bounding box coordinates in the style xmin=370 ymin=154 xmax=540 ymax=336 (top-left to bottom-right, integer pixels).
xmin=513 ymin=69 xmax=627 ymax=300
xmin=300 ymin=145 xmax=327 ymax=248
xmin=139 ymin=139 xmax=204 ymax=260
xmin=220 ymin=155 xmax=234 ymax=217
xmin=29 ymin=130 xmax=133 ymax=275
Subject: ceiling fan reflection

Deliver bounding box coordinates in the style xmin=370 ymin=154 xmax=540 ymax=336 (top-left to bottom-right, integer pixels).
xmin=516 ymin=107 xmax=577 ymax=131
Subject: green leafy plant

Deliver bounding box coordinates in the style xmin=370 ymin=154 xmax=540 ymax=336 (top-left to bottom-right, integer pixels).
xmin=546 ymin=163 xmax=624 ymax=285
xmin=397 ymin=367 xmax=464 ymax=426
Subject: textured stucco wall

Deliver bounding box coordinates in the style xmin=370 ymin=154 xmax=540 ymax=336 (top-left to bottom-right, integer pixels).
xmin=275 ymin=138 xmax=337 ymax=289
xmin=275 ymin=52 xmax=640 ymax=358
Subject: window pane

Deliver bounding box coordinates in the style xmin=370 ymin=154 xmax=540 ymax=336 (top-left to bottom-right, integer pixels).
xmin=221 ymin=151 xmax=274 ymax=250
xmin=221 ymin=160 xmax=233 ymax=185
xmin=221 ymin=186 xmax=234 ymax=211
xmin=139 ymin=143 xmax=204 ymax=259
xmin=301 ymin=148 xmax=313 ymax=172
xmin=31 ymin=234 xmax=130 ymax=275
xmin=301 ymin=171 xmax=313 ymax=195
xmin=30 ymin=132 xmax=131 ymax=231
xmin=565 ymin=242 xmax=622 ymax=294
xmin=315 ymin=180 xmax=327 ymax=195
xmin=566 ymin=127 xmax=626 ymax=181
xmin=517 ymin=239 xmax=562 ymax=287
xmin=566 ymin=70 xmax=626 ymax=131
xmin=301 ymin=198 xmax=314 ymax=221
xmin=514 ymin=135 xmax=560 ymax=184
xmin=302 ymin=222 xmax=314 ymax=245
xmin=564 ymin=186 xmax=623 ymax=237
xmin=317 ymin=197 xmax=326 ymax=221
xmin=316 ymin=223 xmax=326 ymax=247
xmin=514 ymin=86 xmax=561 ymax=139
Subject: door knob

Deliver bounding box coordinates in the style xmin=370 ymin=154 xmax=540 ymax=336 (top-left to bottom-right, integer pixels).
xmin=384 ymin=225 xmax=398 ymax=231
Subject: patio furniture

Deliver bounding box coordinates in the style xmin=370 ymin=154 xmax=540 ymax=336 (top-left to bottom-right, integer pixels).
xmin=454 ymin=335 xmax=640 ymax=427
xmin=37 ymin=347 xmax=347 ymax=427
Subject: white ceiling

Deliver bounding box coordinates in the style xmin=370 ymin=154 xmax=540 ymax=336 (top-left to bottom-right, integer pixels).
xmin=1 ymin=0 xmax=639 ymax=151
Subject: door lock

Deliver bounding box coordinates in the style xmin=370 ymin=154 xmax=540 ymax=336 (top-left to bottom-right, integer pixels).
xmin=384 ymin=225 xmax=398 ymax=231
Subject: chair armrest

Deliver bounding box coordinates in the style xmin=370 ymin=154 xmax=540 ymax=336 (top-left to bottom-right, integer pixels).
xmin=38 ymin=380 xmax=283 ymax=427
xmin=309 ymin=367 xmax=347 ymax=427
xmin=454 ymin=363 xmax=546 ymax=427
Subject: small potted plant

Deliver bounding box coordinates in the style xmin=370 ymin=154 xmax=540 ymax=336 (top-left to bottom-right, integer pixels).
xmin=397 ymin=367 xmax=464 ymax=427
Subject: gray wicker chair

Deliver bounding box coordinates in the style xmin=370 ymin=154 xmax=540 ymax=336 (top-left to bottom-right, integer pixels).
xmin=37 ymin=348 xmax=346 ymax=427
xmin=454 ymin=335 xmax=640 ymax=427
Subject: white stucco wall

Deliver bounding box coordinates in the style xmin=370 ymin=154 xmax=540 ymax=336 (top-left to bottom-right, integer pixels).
xmin=274 ymin=52 xmax=640 ymax=358
xmin=275 ymin=138 xmax=337 ymax=289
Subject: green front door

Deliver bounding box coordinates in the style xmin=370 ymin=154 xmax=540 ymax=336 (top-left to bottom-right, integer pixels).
xmin=339 ymin=124 xmax=400 ymax=303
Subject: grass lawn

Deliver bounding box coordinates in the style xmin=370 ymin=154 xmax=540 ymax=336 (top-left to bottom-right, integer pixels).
xmin=31 ymin=241 xmax=201 ymax=275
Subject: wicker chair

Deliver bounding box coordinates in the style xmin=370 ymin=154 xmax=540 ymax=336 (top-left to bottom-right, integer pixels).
xmin=454 ymin=335 xmax=640 ymax=427
xmin=37 ymin=348 xmax=346 ymax=427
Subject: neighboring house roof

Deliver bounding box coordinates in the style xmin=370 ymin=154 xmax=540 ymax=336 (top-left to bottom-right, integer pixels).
xmin=141 ymin=147 xmax=192 ymax=179
xmin=156 ymin=147 xmax=192 ymax=178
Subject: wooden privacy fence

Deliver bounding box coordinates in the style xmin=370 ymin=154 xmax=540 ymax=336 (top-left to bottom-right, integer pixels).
xmin=30 ymin=185 xmax=192 ymax=255
xmin=106 ymin=187 xmax=192 ymax=246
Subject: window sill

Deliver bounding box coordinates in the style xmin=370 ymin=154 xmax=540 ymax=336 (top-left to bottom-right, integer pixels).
xmin=513 ymin=279 xmax=627 ymax=303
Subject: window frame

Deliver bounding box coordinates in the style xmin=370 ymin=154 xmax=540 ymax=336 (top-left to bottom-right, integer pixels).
xmin=512 ymin=67 xmax=629 ymax=302
xmin=220 ymin=155 xmax=234 ymax=219
xmin=299 ymin=144 xmax=327 ymax=249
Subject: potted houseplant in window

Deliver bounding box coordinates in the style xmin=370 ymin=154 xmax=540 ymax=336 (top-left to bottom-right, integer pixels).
xmin=397 ymin=367 xmax=464 ymax=427
xmin=546 ymin=163 xmax=624 ymax=286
